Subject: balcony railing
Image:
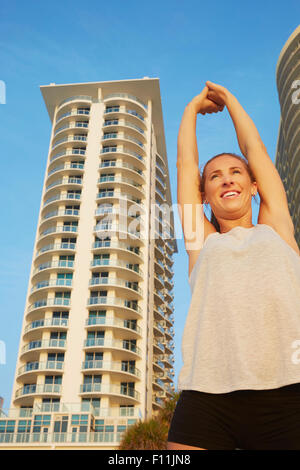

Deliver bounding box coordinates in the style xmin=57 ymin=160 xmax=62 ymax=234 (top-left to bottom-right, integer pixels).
xmin=97 ymin=175 xmax=144 ymax=193
xmin=88 ymin=276 xmax=142 ymax=295
xmin=90 ymin=258 xmax=142 ymax=276
xmin=104 ymin=93 xmax=147 ymax=110
xmin=81 ymin=360 xmax=141 ymax=377
xmin=24 ymin=318 xmax=69 ymax=334
xmin=50 ymin=148 xmax=86 ymax=162
xmin=30 ymin=279 xmax=72 ymax=293
xmin=33 ymin=260 xmax=74 ymax=275
xmin=83 ymin=338 xmax=141 ymax=355
xmin=79 ymin=383 xmax=140 ymax=400
xmin=42 ymin=209 xmax=79 ymax=221
xmin=27 ymin=298 xmax=71 ymax=312
xmin=85 ymin=317 xmax=141 ymax=335
xmin=18 ymin=361 xmax=64 ymax=376
xmin=52 ymin=135 xmax=87 ymax=150
xmin=46 ymin=177 xmax=82 ymax=191
xmin=100 ymin=146 xmax=144 ymax=162
xmin=15 ymin=384 xmax=62 ymax=398
xmin=39 ymin=226 xmax=78 ymax=239
xmin=92 ymin=239 xmax=141 ymax=256
xmin=48 ymin=162 xmax=84 ymax=176
xmin=21 ymin=339 xmax=66 ymax=354
xmin=58 ymin=95 xmax=92 ymax=108
xmin=55 ymin=109 xmax=90 ymax=124
xmin=87 ymin=296 xmax=141 ymax=314
xmin=43 ymin=193 xmax=81 ymax=207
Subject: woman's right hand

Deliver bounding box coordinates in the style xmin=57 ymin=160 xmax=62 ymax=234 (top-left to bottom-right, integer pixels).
xmin=190 ymin=85 xmax=225 ymax=115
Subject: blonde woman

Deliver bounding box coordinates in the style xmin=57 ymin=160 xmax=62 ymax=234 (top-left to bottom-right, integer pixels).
xmin=167 ymin=82 xmax=300 ymax=450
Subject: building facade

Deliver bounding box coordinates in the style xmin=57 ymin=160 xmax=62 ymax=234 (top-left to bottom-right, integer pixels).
xmin=0 ymin=78 xmax=177 ymax=449
xmin=275 ymin=25 xmax=300 ymax=246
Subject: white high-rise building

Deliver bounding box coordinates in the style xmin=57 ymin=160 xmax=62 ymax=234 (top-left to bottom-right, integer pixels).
xmin=1 ymin=78 xmax=177 ymax=449
xmin=275 ymin=25 xmax=300 ymax=247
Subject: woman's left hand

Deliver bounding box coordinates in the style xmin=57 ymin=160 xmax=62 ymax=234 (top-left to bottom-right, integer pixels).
xmin=206 ymin=81 xmax=230 ymax=107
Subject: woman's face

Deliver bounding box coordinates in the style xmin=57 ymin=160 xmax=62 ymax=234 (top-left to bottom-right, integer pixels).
xmin=203 ymin=155 xmax=257 ymax=220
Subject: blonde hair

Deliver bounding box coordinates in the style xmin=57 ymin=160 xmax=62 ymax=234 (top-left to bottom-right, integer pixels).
xmin=200 ymin=152 xmax=259 ymax=232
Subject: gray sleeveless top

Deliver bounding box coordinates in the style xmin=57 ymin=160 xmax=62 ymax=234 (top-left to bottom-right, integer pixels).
xmin=178 ymin=224 xmax=300 ymax=394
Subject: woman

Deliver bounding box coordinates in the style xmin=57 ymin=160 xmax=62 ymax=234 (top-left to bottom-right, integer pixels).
xmin=167 ymin=81 xmax=300 ymax=450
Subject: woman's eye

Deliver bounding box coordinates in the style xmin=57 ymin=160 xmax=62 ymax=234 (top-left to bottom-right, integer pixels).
xmin=211 ymin=170 xmax=240 ymax=180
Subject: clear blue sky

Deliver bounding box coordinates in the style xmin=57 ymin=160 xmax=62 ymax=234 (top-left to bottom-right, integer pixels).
xmin=0 ymin=0 xmax=299 ymax=410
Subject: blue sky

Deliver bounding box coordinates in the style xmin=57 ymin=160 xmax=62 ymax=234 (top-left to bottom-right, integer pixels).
xmin=0 ymin=0 xmax=299 ymax=410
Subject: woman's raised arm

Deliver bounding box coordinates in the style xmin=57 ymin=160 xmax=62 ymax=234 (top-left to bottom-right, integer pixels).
xmin=206 ymin=80 xmax=295 ymax=238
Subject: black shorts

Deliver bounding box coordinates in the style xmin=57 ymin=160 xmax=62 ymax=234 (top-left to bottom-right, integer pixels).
xmin=168 ymin=383 xmax=300 ymax=450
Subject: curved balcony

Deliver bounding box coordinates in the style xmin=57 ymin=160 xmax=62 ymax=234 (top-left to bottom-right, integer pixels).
xmin=95 ymin=191 xmax=145 ymax=215
xmin=45 ymin=176 xmax=83 ymax=195
xmin=153 ymin=321 xmax=165 ymax=337
xmin=79 ymin=383 xmax=140 ymax=403
xmin=52 ymin=135 xmax=88 ymax=151
xmin=87 ymin=296 xmax=141 ymax=319
xmin=155 ymin=161 xmax=166 ymax=180
xmin=104 ymin=104 xmax=146 ymax=123
xmin=92 ymin=240 xmax=143 ymax=262
xmin=15 ymin=384 xmax=62 ymax=401
xmin=50 ymin=148 xmax=86 ymax=164
xmin=155 ymin=186 xmax=166 ymax=203
xmin=153 ymin=305 xmax=167 ymax=323
xmin=99 ymin=160 xmax=145 ymax=183
xmin=103 ymin=119 xmax=146 ymax=141
xmin=153 ymin=339 xmax=165 ymax=354
xmin=89 ymin=276 xmax=142 ymax=299
xmin=100 ymin=145 xmax=145 ymax=168
xmin=154 ymin=272 xmax=164 ymax=290
xmin=85 ymin=317 xmax=141 ymax=338
xmin=43 ymin=192 xmax=81 ymax=209
xmin=163 ymin=341 xmax=174 ymax=355
xmin=38 ymin=225 xmax=78 ymax=243
xmin=30 ymin=279 xmax=72 ymax=297
xmin=97 ymin=175 xmax=145 ymax=197
xmin=33 ymin=259 xmax=74 ymax=277
xmin=90 ymin=258 xmax=143 ymax=280
xmin=35 ymin=243 xmax=76 ymax=261
xmin=40 ymin=210 xmax=80 ymax=228
xmin=47 ymin=162 xmax=85 ymax=178
xmin=101 ymin=132 xmax=145 ymax=155
xmin=24 ymin=318 xmax=69 ymax=338
xmin=153 ymin=358 xmax=165 ymax=373
xmin=154 ymin=258 xmax=165 ymax=275
xmin=20 ymin=339 xmax=67 ymax=361
xmin=57 ymin=95 xmax=92 ymax=112
xmin=153 ymin=376 xmax=165 ymax=392
xmin=104 ymin=93 xmax=147 ymax=111
xmin=55 ymin=109 xmax=90 ymax=128
xmin=27 ymin=298 xmax=71 ymax=316
xmin=54 ymin=122 xmax=89 ymax=138
xmin=95 ymin=209 xmax=143 ymax=227
xmin=41 ymin=208 xmax=79 ymax=224
xmin=17 ymin=360 xmax=64 ymax=379
xmin=83 ymin=338 xmax=141 ymax=359
xmin=81 ymin=360 xmax=141 ymax=380
xmin=154 ymin=290 xmax=164 ymax=307
xmin=162 ymin=354 xmax=174 ymax=368
xmin=152 ymin=394 xmax=164 ymax=409
xmin=93 ymin=222 xmax=142 ymax=245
